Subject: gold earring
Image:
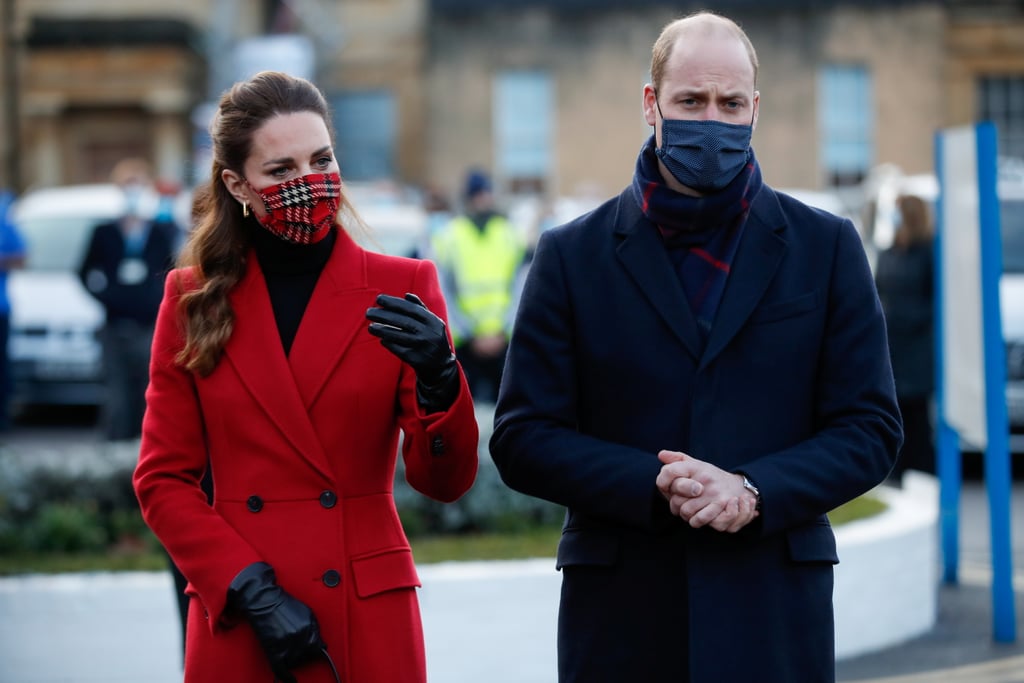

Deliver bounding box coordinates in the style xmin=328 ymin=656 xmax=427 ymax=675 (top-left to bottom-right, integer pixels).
xmin=242 ymin=201 xmax=249 ymax=217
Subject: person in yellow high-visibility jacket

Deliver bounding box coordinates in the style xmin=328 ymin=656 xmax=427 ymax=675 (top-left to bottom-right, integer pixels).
xmin=431 ymin=169 xmax=527 ymax=403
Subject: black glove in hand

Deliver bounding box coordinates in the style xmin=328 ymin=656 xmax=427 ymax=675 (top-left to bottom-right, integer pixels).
xmin=226 ymin=562 xmax=325 ymax=683
xmin=366 ymin=293 xmax=460 ymax=413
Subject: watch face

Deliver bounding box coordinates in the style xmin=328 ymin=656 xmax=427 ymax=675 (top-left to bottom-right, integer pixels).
xmin=742 ymin=476 xmax=762 ymax=511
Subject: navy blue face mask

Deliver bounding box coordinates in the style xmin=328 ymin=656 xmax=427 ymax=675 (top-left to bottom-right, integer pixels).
xmin=654 ymin=96 xmax=753 ymax=193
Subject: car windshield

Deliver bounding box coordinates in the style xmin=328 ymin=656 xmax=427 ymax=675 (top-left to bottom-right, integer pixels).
xmin=1003 ymin=198 xmax=1024 ymax=274
xmin=17 ymin=216 xmax=101 ymax=272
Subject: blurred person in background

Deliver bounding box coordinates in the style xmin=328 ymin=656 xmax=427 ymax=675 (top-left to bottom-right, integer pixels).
xmin=79 ymin=157 xmax=176 ymax=441
xmin=431 ymin=168 xmax=526 ymax=403
xmin=0 ymin=190 xmax=26 ymax=431
xmin=133 ymin=71 xmax=478 ymax=683
xmin=410 ymin=184 xmax=452 ymax=260
xmin=490 ymin=11 xmax=901 ymax=682
xmin=875 ymin=193 xmax=935 ymax=482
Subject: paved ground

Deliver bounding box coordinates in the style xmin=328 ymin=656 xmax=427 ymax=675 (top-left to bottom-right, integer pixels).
xmin=1 ymin=552 xmax=1022 ymax=683
xmin=0 ymin=560 xmax=562 ymax=683
xmin=1 ymin=414 xmax=1022 ymax=682
xmin=2 ymin=510 xmax=1023 ymax=683
xmin=836 ymin=474 xmax=1024 ymax=683
xmin=836 ymin=580 xmax=1024 ymax=682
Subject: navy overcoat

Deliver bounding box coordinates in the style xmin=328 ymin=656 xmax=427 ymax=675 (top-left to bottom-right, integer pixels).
xmin=490 ymin=185 xmax=902 ymax=683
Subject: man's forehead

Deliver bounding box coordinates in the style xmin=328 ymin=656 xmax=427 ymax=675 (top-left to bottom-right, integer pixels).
xmin=664 ymin=31 xmax=755 ymax=85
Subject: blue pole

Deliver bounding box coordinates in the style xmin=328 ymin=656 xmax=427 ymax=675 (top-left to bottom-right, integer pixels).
xmin=975 ymin=121 xmax=1016 ymax=642
xmin=934 ymin=129 xmax=961 ymax=585
xmin=937 ymin=420 xmax=961 ymax=584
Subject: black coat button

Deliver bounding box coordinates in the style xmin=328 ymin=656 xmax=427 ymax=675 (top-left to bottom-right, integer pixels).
xmin=246 ymin=495 xmax=263 ymax=512
xmin=319 ymin=490 xmax=337 ymax=509
xmin=322 ymin=569 xmax=341 ymax=587
xmin=430 ymin=436 xmax=445 ymax=456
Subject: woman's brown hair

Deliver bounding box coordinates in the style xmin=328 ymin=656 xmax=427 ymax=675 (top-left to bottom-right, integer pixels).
xmin=893 ymin=194 xmax=933 ymax=250
xmin=174 ymin=71 xmax=339 ymax=376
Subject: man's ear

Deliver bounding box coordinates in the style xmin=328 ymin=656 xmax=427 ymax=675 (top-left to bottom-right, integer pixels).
xmin=642 ymin=83 xmax=658 ymax=127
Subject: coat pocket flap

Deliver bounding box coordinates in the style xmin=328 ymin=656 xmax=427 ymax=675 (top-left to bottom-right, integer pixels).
xmin=786 ymin=520 xmax=839 ymax=564
xmin=750 ymin=290 xmax=821 ymax=324
xmin=556 ymin=528 xmax=619 ymax=569
xmin=351 ymin=548 xmax=421 ymax=598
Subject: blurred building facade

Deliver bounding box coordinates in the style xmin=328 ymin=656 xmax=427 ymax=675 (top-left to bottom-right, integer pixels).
xmin=427 ymin=0 xmax=1024 ymax=201
xmin=0 ymin=0 xmax=1022 ymax=203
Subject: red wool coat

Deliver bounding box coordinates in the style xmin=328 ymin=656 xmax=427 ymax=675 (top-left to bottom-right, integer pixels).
xmin=134 ymin=229 xmax=479 ymax=682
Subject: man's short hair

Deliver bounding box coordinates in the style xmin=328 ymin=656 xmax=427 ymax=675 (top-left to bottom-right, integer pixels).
xmin=650 ymin=11 xmax=759 ymax=92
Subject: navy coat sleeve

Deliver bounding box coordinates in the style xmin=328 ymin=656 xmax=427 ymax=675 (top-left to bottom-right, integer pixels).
xmin=735 ymin=216 xmax=903 ymax=535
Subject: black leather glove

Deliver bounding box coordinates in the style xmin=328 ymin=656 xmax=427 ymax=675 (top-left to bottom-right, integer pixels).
xmin=226 ymin=562 xmax=325 ymax=683
xmin=366 ymin=292 xmax=460 ymax=413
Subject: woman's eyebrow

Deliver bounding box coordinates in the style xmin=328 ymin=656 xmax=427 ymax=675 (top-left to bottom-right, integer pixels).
xmin=262 ymin=156 xmax=293 ymax=167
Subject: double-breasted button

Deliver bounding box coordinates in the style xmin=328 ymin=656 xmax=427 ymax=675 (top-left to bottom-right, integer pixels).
xmin=246 ymin=495 xmax=263 ymax=513
xmin=322 ymin=569 xmax=341 ymax=587
xmin=430 ymin=436 xmax=445 ymax=457
xmin=319 ymin=490 xmax=337 ymax=509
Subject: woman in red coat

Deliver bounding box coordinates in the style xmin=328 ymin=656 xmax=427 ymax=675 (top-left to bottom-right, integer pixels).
xmin=133 ymin=71 xmax=479 ymax=683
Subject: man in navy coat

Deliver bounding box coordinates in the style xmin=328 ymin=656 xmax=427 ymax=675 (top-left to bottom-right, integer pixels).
xmin=490 ymin=11 xmax=902 ymax=683
xmin=79 ymin=158 xmax=176 ymax=441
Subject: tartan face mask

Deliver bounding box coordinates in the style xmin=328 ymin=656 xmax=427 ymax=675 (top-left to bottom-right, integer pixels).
xmin=249 ymin=172 xmax=341 ymax=245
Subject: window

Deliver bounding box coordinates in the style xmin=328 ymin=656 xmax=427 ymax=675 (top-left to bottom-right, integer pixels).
xmin=494 ymin=70 xmax=553 ymax=194
xmin=818 ymin=65 xmax=874 ymax=186
xmin=977 ymin=76 xmax=1024 ymax=162
xmin=332 ymin=91 xmax=396 ymax=181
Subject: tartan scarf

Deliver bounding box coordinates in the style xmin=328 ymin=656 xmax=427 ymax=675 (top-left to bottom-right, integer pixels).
xmin=630 ymin=135 xmax=763 ymax=341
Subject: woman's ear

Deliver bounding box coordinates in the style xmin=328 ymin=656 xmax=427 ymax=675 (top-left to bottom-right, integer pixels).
xmin=221 ymin=169 xmax=250 ymax=205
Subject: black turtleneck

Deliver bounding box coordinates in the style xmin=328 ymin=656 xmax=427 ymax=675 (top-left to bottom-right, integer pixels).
xmin=250 ymin=226 xmax=336 ymax=356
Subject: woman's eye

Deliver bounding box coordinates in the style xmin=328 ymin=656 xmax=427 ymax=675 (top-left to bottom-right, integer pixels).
xmin=270 ymin=167 xmax=289 ymax=177
xmin=315 ymin=156 xmax=333 ymax=168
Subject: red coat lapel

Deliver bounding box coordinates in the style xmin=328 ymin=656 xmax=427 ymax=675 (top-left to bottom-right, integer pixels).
xmin=288 ymin=230 xmax=378 ymax=410
xmin=225 ymin=251 xmax=332 ymax=480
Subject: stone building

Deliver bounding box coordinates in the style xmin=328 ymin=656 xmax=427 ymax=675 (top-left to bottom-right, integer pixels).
xmin=0 ymin=0 xmax=428 ymax=190
xmin=0 ymin=0 xmax=1021 ymax=205
xmin=427 ymin=0 xmax=1023 ymax=203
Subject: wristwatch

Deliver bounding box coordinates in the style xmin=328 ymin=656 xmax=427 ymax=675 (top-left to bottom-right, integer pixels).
xmin=741 ymin=475 xmax=762 ymax=511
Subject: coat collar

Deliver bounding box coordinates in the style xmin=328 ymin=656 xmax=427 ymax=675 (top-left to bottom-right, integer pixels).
xmin=614 ymin=190 xmax=703 ymax=359
xmin=700 ymin=189 xmax=786 ymax=368
xmin=223 ymin=229 xmax=375 ymax=480
xmin=613 ymin=186 xmax=786 ymax=365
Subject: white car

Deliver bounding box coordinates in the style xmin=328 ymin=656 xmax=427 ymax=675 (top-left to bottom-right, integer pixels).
xmin=342 ymin=181 xmax=428 ymax=258
xmin=8 ymin=184 xmax=186 ymax=408
xmin=1000 ymin=181 xmax=1024 ymax=449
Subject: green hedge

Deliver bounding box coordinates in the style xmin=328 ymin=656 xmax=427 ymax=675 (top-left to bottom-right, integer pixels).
xmin=0 ymin=410 xmax=561 ymax=558
xmin=0 ymin=408 xmax=884 ymax=566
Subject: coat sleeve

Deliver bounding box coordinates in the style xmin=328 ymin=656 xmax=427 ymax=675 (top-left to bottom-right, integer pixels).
xmin=489 ymin=230 xmax=667 ymax=530
xmin=133 ymin=269 xmax=263 ymax=633
xmin=395 ymin=257 xmax=479 ymax=503
xmin=739 ymin=220 xmax=903 ymax=536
